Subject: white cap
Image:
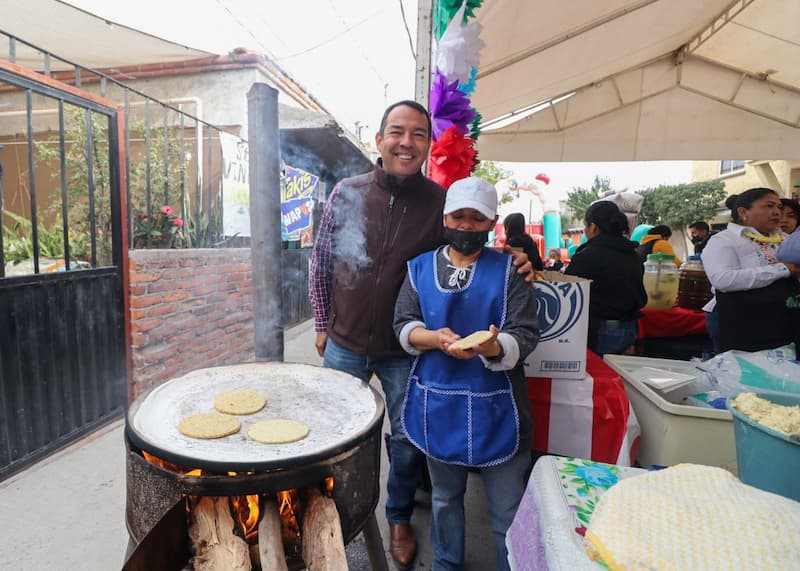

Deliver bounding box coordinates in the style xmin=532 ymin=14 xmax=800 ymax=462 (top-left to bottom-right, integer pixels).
xmin=444 ymin=177 xmax=498 ymax=219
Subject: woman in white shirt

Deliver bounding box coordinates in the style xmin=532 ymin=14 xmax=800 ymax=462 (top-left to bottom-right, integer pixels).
xmin=702 ymin=188 xmax=800 ymax=353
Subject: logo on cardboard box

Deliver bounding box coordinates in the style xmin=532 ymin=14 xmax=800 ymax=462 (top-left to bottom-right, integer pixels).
xmin=535 ymin=281 xmax=585 ymax=341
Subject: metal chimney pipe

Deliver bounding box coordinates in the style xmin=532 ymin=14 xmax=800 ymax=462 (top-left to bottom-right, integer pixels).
xmin=247 ymin=83 xmax=283 ymax=361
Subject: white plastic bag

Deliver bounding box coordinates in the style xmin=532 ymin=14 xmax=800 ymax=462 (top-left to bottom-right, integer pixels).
xmin=695 ymin=344 xmax=799 ymax=399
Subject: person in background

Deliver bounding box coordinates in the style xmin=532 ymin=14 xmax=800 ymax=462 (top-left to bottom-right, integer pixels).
xmin=636 ymin=225 xmax=682 ymax=266
xmin=394 ymin=177 xmax=539 ymax=571
xmin=309 ymin=101 xmax=534 ymax=569
xmin=502 ymin=213 xmax=544 ymax=270
xmin=702 ymin=189 xmax=800 ymax=353
xmin=565 ymin=201 xmax=647 ymax=356
xmin=780 ymin=198 xmax=800 ymax=234
xmin=777 ymin=225 xmax=800 ymax=264
xmin=545 ymin=248 xmax=563 ymax=271
xmin=688 ymin=220 xmax=717 ymax=254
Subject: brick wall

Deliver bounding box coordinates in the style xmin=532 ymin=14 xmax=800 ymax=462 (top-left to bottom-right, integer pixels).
xmin=128 ymin=248 xmax=255 ymax=399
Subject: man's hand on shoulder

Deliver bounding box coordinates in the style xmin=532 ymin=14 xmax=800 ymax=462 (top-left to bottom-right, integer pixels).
xmin=314 ymin=332 xmax=328 ymax=358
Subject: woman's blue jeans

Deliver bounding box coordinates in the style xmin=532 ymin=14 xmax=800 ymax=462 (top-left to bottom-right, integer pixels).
xmin=590 ymin=319 xmax=638 ymax=356
xmin=705 ymin=308 xmax=720 ymax=354
xmin=427 ymin=450 xmax=530 ymax=571
xmin=323 ymin=338 xmax=425 ymax=525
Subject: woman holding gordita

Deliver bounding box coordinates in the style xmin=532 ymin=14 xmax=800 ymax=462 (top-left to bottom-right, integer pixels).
xmin=702 ymin=188 xmax=800 ymax=353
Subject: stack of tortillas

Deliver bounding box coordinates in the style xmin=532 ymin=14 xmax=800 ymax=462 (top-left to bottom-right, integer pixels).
xmin=177 ymin=388 xmax=310 ymax=444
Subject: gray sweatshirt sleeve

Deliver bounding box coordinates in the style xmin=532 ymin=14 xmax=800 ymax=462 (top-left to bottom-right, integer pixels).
xmin=394 ymin=272 xmax=426 ymax=355
xmin=480 ymin=267 xmax=540 ymax=370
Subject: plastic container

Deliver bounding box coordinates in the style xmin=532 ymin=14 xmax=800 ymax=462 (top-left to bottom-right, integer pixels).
xmin=604 ymin=355 xmax=737 ymax=472
xmin=677 ymin=255 xmax=713 ymax=310
xmin=729 ymin=393 xmax=800 ymax=501
xmin=643 ymin=253 xmax=679 ymax=310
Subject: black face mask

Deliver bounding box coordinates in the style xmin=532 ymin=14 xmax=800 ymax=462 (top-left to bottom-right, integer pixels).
xmin=691 ymin=235 xmax=704 ymax=244
xmin=444 ymin=227 xmax=489 ymax=256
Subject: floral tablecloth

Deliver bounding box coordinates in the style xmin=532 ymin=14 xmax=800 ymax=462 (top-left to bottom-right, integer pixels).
xmin=506 ymin=455 xmax=645 ymax=571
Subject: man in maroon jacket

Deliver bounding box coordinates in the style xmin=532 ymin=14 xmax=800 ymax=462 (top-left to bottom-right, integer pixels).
xmin=310 ymin=101 xmax=531 ymax=568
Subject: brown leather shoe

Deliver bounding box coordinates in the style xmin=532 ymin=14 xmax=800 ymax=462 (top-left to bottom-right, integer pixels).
xmin=389 ymin=523 xmax=417 ymax=568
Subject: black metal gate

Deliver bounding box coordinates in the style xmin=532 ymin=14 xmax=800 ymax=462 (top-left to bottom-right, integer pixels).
xmin=0 ymin=64 xmax=127 ymax=480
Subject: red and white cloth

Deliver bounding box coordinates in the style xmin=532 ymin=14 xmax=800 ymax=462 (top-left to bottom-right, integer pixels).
xmin=527 ymin=351 xmax=640 ymax=466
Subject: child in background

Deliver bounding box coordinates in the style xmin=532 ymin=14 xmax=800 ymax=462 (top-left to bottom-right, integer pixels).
xmin=545 ymin=248 xmax=563 ymax=271
xmin=393 ymin=176 xmax=539 ymax=571
xmin=503 ymin=213 xmax=544 ymax=270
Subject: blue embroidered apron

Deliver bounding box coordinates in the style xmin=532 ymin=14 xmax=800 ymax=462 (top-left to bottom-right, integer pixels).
xmin=401 ymin=247 xmax=520 ymax=467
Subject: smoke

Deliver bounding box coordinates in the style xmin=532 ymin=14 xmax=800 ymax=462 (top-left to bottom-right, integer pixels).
xmin=331 ymin=186 xmax=371 ymax=285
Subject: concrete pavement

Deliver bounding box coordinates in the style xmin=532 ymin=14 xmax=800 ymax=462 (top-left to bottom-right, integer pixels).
xmin=0 ymin=319 xmax=497 ymax=570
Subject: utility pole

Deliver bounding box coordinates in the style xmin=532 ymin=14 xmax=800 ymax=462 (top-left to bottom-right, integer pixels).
xmin=415 ymin=0 xmax=433 ymax=109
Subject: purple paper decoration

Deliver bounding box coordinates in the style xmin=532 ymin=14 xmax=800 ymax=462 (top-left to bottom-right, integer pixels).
xmin=430 ymin=71 xmax=477 ymax=141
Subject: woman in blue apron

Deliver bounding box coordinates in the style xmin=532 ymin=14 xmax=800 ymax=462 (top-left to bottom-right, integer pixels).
xmin=394 ymin=177 xmax=539 ymax=571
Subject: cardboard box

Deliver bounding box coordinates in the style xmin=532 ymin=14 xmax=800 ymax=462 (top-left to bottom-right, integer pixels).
xmin=523 ymin=271 xmax=590 ymax=379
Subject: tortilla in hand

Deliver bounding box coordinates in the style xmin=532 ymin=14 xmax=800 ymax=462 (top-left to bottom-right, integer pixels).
xmin=449 ymin=330 xmax=494 ymax=351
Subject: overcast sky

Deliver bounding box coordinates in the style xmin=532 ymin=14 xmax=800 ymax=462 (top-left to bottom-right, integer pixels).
xmin=64 ymin=0 xmax=693 ymax=193
xmin=65 ymin=0 xmax=419 ymax=135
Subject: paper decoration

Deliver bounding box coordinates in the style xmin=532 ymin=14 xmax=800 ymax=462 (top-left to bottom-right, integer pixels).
xmin=435 ymin=1 xmax=484 ymax=84
xmin=470 ymin=110 xmax=482 ymax=141
xmin=430 ymin=71 xmax=477 ymax=140
xmin=458 ymin=67 xmax=478 ymax=95
xmin=429 ymin=125 xmax=478 ymax=189
xmin=429 ymin=0 xmax=484 ymax=187
xmin=435 ymin=0 xmax=484 ymax=39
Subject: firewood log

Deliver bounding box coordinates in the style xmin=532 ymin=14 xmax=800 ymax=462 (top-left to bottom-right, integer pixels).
xmin=301 ymin=488 xmax=347 ymax=571
xmin=257 ymin=497 xmax=288 ymax=571
xmin=188 ymin=497 xmax=251 ymax=571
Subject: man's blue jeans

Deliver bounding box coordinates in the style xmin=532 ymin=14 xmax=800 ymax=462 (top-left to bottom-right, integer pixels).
xmin=323 ymin=338 xmax=425 ymax=524
xmin=427 ymin=450 xmax=530 ymax=571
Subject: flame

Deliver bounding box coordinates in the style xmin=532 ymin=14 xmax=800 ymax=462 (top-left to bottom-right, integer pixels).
xmin=230 ymin=495 xmax=260 ymax=542
xmin=142 ymin=451 xmax=192 ymax=472
xmin=277 ymin=489 xmax=303 ymax=557
xmin=140 ymin=451 xmax=337 ymax=555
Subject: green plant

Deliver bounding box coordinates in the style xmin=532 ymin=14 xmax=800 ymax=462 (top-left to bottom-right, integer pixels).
xmin=132 ymin=204 xmax=185 ymax=249
xmin=638 ymin=181 xmax=727 ymax=228
xmin=34 ymin=106 xmax=113 ymax=265
xmin=473 ymin=160 xmax=511 ymax=187
xmin=565 ymin=176 xmax=614 ymax=224
xmin=28 ymin=104 xmax=228 ymax=257
xmin=184 ymin=208 xmax=226 ymax=248
xmin=2 ymin=210 xmax=66 ymax=265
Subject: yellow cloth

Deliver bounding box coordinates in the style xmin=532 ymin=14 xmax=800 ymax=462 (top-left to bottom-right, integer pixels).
xmin=640 ymin=234 xmax=682 ymax=267
xmin=584 ymin=464 xmax=800 ymax=571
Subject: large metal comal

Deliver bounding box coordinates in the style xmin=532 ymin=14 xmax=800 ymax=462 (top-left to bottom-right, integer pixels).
xmin=124 ymin=362 xmax=388 ymax=570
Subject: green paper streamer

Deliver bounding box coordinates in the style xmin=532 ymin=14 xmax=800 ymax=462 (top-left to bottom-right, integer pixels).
xmin=470 ymin=111 xmax=482 ymax=141
xmin=435 ymin=0 xmax=484 ymax=40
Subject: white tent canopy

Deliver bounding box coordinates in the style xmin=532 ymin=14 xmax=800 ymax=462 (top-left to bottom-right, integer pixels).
xmin=1 ymin=0 xmax=212 ymax=71
xmin=472 ymin=0 xmax=800 ymax=161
